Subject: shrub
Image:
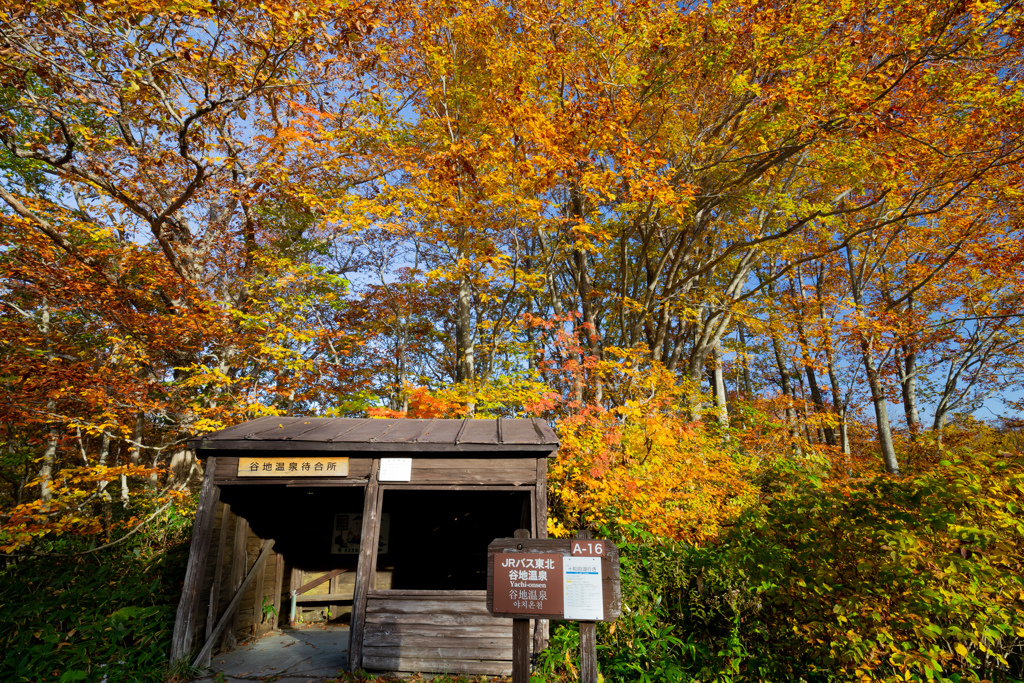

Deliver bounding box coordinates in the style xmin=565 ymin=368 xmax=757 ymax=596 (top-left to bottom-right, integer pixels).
xmin=0 ymin=505 xmax=193 ymax=683
xmin=538 ymin=451 xmax=1024 ymax=682
xmin=734 ymin=451 xmax=1024 ymax=682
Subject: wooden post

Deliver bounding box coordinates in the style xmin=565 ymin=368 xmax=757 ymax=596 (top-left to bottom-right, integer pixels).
xmin=206 ymin=503 xmax=230 ymax=644
xmin=347 ymin=457 xmax=380 ymax=671
xmin=329 ymin=567 xmax=340 ymax=623
xmin=512 ymin=528 xmax=531 ymax=683
xmin=289 ymin=566 xmax=302 ymax=626
xmin=170 ymin=456 xmax=219 ymax=663
xmin=534 ymin=455 xmax=550 ymax=655
xmin=251 ymin=546 xmax=266 ymax=637
xmin=224 ymin=514 xmax=249 ymax=651
xmin=271 ymin=553 xmax=284 ymax=631
xmin=576 ymin=529 xmax=597 ymax=683
xmin=580 ymin=621 xmax=597 ymax=683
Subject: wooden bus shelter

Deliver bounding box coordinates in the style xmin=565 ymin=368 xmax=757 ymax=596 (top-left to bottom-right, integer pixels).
xmin=170 ymin=416 xmax=558 ymax=676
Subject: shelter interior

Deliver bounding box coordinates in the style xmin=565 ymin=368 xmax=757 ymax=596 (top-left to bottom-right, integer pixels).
xmin=171 ymin=417 xmax=558 ymax=676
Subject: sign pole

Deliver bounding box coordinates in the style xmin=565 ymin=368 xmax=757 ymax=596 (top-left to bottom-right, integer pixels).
xmin=487 ymin=532 xmax=620 ymax=683
xmin=512 ymin=528 xmax=532 ymax=683
xmin=575 ymin=529 xmax=598 ymax=683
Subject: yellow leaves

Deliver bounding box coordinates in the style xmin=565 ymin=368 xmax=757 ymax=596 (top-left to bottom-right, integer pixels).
xmin=548 ymin=366 xmax=756 ymax=543
xmin=729 ymin=70 xmax=762 ymax=98
xmin=192 ymin=418 xmax=226 ymax=434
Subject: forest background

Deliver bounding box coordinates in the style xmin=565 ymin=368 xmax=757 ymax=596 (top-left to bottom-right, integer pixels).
xmin=1 ymin=0 xmax=1023 ymax=681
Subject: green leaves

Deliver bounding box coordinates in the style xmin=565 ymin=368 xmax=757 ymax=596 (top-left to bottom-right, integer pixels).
xmin=0 ymin=517 xmax=191 ymax=682
xmin=538 ymin=452 xmax=1024 ymax=682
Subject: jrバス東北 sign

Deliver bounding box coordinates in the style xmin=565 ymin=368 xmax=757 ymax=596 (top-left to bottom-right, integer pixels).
xmin=492 ymin=552 xmax=563 ymax=615
xmin=486 ymin=537 xmax=620 ymax=621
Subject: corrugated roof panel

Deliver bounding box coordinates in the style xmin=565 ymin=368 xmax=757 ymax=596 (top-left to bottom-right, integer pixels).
xmin=459 ymin=419 xmax=500 ymax=444
xmin=415 ymin=419 xmax=465 ymax=443
xmin=330 ymin=419 xmax=400 ymax=442
xmin=240 ymin=417 xmax=306 ymax=439
xmin=376 ymin=419 xmax=435 ymax=443
xmin=190 ymin=417 xmax=557 ymax=453
xmin=500 ymin=419 xmax=543 ymax=444
xmin=253 ymin=418 xmax=335 ymax=440
xmin=292 ymin=419 xmax=355 ymax=442
xmin=323 ymin=418 xmax=373 ymax=442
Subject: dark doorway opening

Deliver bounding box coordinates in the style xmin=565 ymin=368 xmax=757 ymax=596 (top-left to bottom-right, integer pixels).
xmin=375 ymin=489 xmax=530 ymax=590
xmin=219 ymin=485 xmax=366 ymax=623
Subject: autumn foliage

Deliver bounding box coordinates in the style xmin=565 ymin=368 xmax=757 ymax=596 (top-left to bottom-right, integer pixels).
xmin=1 ymin=0 xmax=1024 ymax=679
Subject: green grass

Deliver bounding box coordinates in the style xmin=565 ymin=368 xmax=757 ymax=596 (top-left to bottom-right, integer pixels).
xmin=0 ymin=508 xmax=193 ymax=683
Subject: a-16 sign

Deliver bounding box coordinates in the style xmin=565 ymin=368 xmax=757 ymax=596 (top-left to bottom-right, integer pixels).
xmin=486 ymin=537 xmax=621 ymax=622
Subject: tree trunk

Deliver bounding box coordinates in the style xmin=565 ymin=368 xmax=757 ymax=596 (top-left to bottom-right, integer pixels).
xmin=738 ymin=322 xmax=754 ymax=398
xmin=818 ymin=287 xmax=850 ymax=454
xmin=769 ymin=328 xmax=800 ymax=454
xmin=796 ymin=319 xmax=834 ymax=446
xmin=40 ymin=413 xmax=57 ymax=504
xmin=824 ymin=350 xmax=851 ymax=455
xmin=457 ymin=275 xmax=475 ymax=384
xmin=575 ymin=247 xmax=603 ymax=405
xmin=897 ymin=346 xmax=921 ymax=438
xmin=97 ymin=431 xmax=112 ymax=534
xmin=711 ymin=341 xmax=729 ymax=428
xmin=847 ymin=246 xmax=899 ymax=474
xmin=861 ymin=344 xmax=901 ymax=474
xmin=38 ymin=300 xmax=56 ymax=503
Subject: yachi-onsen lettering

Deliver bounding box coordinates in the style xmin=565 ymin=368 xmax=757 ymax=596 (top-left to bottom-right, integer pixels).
xmin=503 ymin=556 xmax=554 ymax=603
xmin=237 ymin=456 xmax=349 ymax=477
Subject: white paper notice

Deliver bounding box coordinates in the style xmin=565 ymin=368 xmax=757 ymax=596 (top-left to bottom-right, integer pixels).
xmin=379 ymin=457 xmax=412 ymax=481
xmin=562 ymin=556 xmax=603 ymax=620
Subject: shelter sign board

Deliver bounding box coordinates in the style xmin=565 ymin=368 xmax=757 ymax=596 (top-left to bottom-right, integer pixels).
xmin=486 ymin=538 xmax=620 ymax=621
xmin=379 ymin=457 xmax=413 ymax=481
xmin=237 ymin=456 xmax=349 ymax=477
xmin=492 ymin=553 xmax=563 ymax=616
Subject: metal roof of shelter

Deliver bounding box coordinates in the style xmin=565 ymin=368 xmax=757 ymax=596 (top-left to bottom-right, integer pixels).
xmin=189 ymin=417 xmax=559 ymax=455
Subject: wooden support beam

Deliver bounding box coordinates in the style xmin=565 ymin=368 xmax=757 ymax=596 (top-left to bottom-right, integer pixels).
xmin=170 ymin=456 xmax=220 ymax=663
xmin=348 ymin=458 xmax=381 ymax=671
xmin=576 ymin=528 xmax=598 ymax=683
xmin=293 ymin=568 xmax=346 ymax=596
xmin=251 ymin=544 xmax=267 ymax=637
xmin=330 ymin=567 xmax=341 ymax=621
xmin=271 ymin=553 xmax=284 ymax=631
xmin=224 ymin=514 xmax=249 ymax=652
xmin=290 ymin=566 xmax=301 ymax=625
xmin=192 ymin=540 xmax=276 ymax=670
xmin=295 ymin=593 xmax=354 ymax=604
xmin=533 ymin=455 xmax=550 ymax=655
xmin=206 ymin=503 xmax=230 ymax=646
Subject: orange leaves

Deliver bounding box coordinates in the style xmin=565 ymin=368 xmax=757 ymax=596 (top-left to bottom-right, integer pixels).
xmin=368 ymin=387 xmax=467 ymax=419
xmin=0 ymin=464 xmax=167 ymax=554
xmin=548 ymin=368 xmax=757 ymax=544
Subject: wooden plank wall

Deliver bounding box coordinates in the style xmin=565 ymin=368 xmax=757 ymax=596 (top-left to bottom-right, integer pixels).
xmin=197 ymin=499 xmax=284 ymax=654
xmin=406 ymin=458 xmax=537 ymax=485
xmin=192 ymin=453 xmax=548 ymax=669
xmin=210 ymin=456 xmax=536 ymax=486
xmin=288 ymin=566 xmax=358 ymax=621
xmin=362 ymin=591 xmax=522 ymax=676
